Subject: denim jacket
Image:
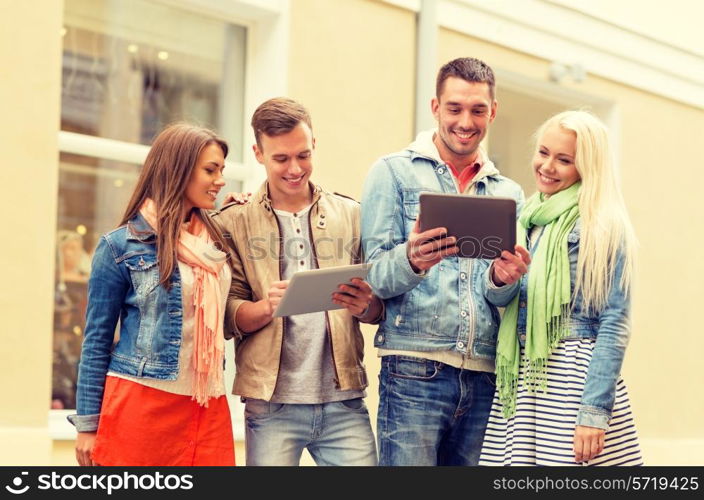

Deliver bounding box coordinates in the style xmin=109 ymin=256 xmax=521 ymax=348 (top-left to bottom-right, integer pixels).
xmin=486 ymin=219 xmax=632 ymax=429
xmin=360 ymin=130 xmax=524 ymax=360
xmin=68 ymin=214 xmax=186 ymax=432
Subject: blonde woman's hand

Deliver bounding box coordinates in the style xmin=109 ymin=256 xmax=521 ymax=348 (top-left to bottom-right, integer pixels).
xmin=491 ymin=245 xmax=531 ymax=286
xmin=573 ymin=425 xmax=605 ymax=463
xmin=75 ymin=432 xmax=98 ymax=466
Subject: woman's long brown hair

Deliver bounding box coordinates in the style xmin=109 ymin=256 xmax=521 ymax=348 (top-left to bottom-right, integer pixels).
xmin=120 ymin=123 xmax=231 ymax=289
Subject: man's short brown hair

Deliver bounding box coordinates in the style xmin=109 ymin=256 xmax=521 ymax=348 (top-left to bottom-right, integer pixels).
xmin=436 ymin=57 xmax=496 ymax=100
xmin=251 ymin=97 xmax=313 ymax=148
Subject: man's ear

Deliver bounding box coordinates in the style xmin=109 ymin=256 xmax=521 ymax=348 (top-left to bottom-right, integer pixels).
xmin=489 ymin=99 xmax=498 ymax=123
xmin=431 ymin=97 xmax=440 ymax=121
xmin=253 ymin=143 xmax=264 ymax=164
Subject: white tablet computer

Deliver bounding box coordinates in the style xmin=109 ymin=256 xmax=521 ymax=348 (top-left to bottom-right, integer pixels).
xmin=419 ymin=193 xmax=516 ymax=259
xmin=273 ymin=263 xmax=372 ymax=317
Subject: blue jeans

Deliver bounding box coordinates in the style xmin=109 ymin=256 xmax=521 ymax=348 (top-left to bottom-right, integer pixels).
xmin=244 ymin=398 xmax=378 ymax=466
xmin=377 ymin=355 xmax=496 ymax=466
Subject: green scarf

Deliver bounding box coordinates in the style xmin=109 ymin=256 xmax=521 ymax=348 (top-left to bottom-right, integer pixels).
xmin=495 ymin=181 xmax=581 ymax=418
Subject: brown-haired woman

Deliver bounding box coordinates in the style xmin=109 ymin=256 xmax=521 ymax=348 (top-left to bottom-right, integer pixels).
xmin=67 ymin=123 xmax=236 ymax=466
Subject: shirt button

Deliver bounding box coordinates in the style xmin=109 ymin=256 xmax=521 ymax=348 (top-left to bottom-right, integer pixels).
xmin=460 ymin=272 xmax=467 ymax=280
xmin=320 ymin=214 xmax=325 ymax=219
xmin=460 ymin=311 xmax=467 ymax=318
xmin=300 ymin=260 xmax=304 ymax=266
xmin=299 ymin=244 xmax=304 ymax=249
xmin=293 ymin=212 xmax=297 ymax=217
xmin=456 ymin=341 xmax=465 ymax=349
xmin=296 ymin=229 xmax=301 ymax=233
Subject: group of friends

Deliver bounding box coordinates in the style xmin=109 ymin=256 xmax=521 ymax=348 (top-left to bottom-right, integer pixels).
xmin=69 ymin=57 xmax=643 ymax=466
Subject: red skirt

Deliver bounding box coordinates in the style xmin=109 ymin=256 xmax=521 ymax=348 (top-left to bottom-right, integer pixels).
xmin=92 ymin=376 xmax=235 ymax=466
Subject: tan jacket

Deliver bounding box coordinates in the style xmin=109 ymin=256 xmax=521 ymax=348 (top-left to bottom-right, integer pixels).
xmin=213 ymin=182 xmax=378 ymax=401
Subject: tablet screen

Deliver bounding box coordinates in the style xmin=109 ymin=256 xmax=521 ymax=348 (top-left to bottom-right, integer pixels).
xmin=419 ymin=193 xmax=516 ymax=259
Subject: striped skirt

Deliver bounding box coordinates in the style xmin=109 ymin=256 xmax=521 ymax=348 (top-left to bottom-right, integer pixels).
xmin=479 ymin=339 xmax=643 ymax=466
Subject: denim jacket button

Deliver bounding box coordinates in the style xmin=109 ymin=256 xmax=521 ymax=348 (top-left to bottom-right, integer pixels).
xmin=456 ymin=341 xmax=465 ymax=349
xmin=460 ymin=311 xmax=467 ymax=318
xmin=519 ymin=301 xmax=526 ymax=308
xmin=376 ymin=334 xmax=384 ymax=343
xmin=460 ymin=272 xmax=467 ymax=280
xmin=139 ymin=257 xmax=145 ymax=266
xmin=437 ymin=167 xmax=445 ymax=174
xmin=520 ymin=334 xmax=526 ymax=341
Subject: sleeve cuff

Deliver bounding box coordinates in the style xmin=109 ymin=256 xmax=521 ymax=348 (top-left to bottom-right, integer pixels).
xmin=226 ymin=298 xmax=249 ymax=340
xmin=486 ymin=264 xmax=504 ymax=289
xmin=576 ymin=405 xmax=610 ymax=429
xmin=400 ymin=243 xmax=427 ymax=281
xmin=358 ymin=298 xmax=386 ymax=325
xmin=67 ymin=413 xmax=100 ymax=433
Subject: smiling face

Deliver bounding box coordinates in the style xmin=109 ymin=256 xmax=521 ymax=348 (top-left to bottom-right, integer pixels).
xmin=431 ymin=77 xmax=497 ymax=166
xmin=254 ymin=122 xmax=314 ymax=209
xmin=533 ymin=124 xmax=581 ymax=197
xmin=183 ymin=142 xmax=226 ymax=212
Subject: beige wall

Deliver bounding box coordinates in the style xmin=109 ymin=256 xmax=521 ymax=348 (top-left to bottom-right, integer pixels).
xmin=0 ymin=0 xmax=64 ymax=464
xmin=288 ymin=0 xmax=416 ymax=201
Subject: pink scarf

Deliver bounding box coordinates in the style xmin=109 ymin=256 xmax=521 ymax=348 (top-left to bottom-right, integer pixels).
xmin=140 ymin=199 xmax=225 ymax=406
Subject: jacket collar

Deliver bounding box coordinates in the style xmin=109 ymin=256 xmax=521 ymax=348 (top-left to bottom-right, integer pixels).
xmin=256 ymin=181 xmax=323 ymax=211
xmin=126 ymin=212 xmax=157 ymax=243
xmin=407 ymin=128 xmax=501 ymax=184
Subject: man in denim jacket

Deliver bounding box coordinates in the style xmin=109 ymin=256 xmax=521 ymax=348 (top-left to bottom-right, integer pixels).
xmin=361 ymin=57 xmax=524 ymax=465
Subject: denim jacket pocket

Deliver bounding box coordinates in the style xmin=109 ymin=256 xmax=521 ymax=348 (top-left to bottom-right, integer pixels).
xmin=124 ymin=254 xmax=160 ymax=299
xmin=402 ymin=194 xmax=420 ymax=239
xmin=403 ymin=198 xmax=419 ymax=221
xmin=123 ymin=253 xmax=161 ymax=356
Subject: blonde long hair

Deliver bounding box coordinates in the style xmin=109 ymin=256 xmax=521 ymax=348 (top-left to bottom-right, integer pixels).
xmin=535 ymin=110 xmax=636 ymax=313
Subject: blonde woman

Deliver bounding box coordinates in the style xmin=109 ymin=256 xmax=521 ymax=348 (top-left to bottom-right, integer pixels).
xmin=479 ymin=110 xmax=642 ymax=466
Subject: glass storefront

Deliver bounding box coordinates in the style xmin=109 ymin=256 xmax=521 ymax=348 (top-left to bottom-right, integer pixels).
xmin=52 ymin=0 xmax=247 ymax=410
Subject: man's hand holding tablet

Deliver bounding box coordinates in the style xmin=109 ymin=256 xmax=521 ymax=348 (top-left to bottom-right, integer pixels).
xmin=406 ymin=218 xmax=459 ymax=273
xmin=332 ymin=278 xmax=376 ymax=318
xmin=235 ymin=280 xmax=290 ymax=333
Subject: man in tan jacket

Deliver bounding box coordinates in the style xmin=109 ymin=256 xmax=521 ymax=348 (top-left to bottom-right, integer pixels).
xmin=214 ymin=98 xmax=382 ymax=466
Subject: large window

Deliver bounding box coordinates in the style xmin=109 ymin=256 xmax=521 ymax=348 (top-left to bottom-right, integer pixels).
xmin=52 ymin=0 xmax=248 ymax=414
